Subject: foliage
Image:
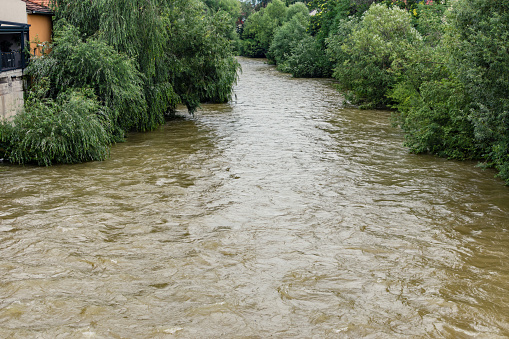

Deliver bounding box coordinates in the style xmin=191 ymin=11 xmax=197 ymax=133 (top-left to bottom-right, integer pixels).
xmin=284 ymin=35 xmax=332 ymax=77
xmin=307 ymin=0 xmax=353 ymax=41
xmin=390 ymin=44 xmax=478 ymax=160
xmin=268 ymin=13 xmax=308 ymax=66
xmin=285 ymin=2 xmax=310 ymax=21
xmin=388 ymin=2 xmax=456 ymax=157
xmin=413 ymin=2 xmax=447 ymax=47
xmin=389 ymin=0 xmax=509 ymax=184
xmin=0 ymin=121 xmax=12 ymax=160
xmin=4 ymin=89 xmax=111 ymax=166
xmin=446 ymin=0 xmax=509 ymax=183
xmin=26 ymin=21 xmax=150 ymax=137
xmin=53 ymin=0 xmax=239 ymax=115
xmin=241 ymin=0 xmax=287 ymax=57
xmin=164 ymin=0 xmax=241 ymax=112
xmin=203 ymin=0 xmax=242 ymax=52
xmin=203 ymin=0 xmax=241 ymax=16
xmin=329 ymin=3 xmax=422 ymax=108
xmin=1 ymin=0 xmax=240 ymax=166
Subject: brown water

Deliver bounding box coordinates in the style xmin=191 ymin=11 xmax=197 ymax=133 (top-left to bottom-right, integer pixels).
xmin=1 ymin=57 xmax=509 ymax=338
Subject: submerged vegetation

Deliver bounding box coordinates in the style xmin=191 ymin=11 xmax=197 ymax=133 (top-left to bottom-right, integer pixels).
xmin=237 ymin=0 xmax=509 ymax=184
xmin=0 ymin=0 xmax=240 ymax=165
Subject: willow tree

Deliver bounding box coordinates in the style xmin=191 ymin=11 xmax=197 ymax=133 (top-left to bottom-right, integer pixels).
xmin=0 ymin=0 xmax=239 ymax=165
xmin=52 ymin=0 xmax=178 ymax=131
xmin=53 ymin=0 xmax=239 ymax=115
xmin=164 ymin=0 xmax=241 ymax=112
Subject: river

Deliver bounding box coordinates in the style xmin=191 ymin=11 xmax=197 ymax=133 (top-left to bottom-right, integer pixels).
xmin=1 ymin=57 xmax=509 ymax=338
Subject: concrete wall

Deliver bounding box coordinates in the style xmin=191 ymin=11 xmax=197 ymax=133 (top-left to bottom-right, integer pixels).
xmin=0 ymin=0 xmax=27 ymax=24
xmin=0 ymin=69 xmax=24 ymax=120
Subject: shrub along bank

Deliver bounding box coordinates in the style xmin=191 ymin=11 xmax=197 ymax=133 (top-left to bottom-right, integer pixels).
xmin=0 ymin=0 xmax=241 ymax=165
xmin=238 ymin=0 xmax=509 ymax=184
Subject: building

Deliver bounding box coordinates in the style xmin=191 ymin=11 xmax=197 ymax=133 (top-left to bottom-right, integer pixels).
xmin=0 ymin=0 xmax=53 ymax=120
xmin=0 ymin=0 xmax=29 ymax=120
xmin=23 ymin=0 xmax=53 ymax=56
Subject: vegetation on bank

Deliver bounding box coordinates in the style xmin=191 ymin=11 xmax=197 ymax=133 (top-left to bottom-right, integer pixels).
xmin=0 ymin=0 xmax=241 ymax=165
xmin=0 ymin=0 xmax=507 ymax=186
xmin=238 ymin=0 xmax=509 ymax=184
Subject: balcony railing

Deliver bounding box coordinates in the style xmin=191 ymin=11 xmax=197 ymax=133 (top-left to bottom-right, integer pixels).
xmin=0 ymin=21 xmax=31 ymax=73
xmin=0 ymin=51 xmax=24 ymax=72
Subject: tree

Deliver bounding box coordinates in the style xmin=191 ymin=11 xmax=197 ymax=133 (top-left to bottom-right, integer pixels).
xmin=329 ymin=3 xmax=422 ymax=108
xmin=268 ymin=13 xmax=309 ymax=67
xmin=241 ymin=0 xmax=288 ymax=57
xmin=1 ymin=0 xmax=240 ymax=165
xmin=163 ymin=0 xmax=241 ymax=112
xmin=447 ymin=0 xmax=509 ymax=182
xmin=27 ymin=20 xmax=150 ymax=136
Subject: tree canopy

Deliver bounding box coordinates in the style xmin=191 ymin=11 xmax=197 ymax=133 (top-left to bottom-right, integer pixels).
xmin=236 ymin=0 xmax=509 ymax=184
xmin=0 ymin=0 xmax=240 ymax=165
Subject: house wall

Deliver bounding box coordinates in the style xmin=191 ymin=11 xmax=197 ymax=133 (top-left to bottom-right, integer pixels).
xmin=0 ymin=1 xmax=27 ymax=120
xmin=27 ymin=14 xmax=52 ymax=56
xmin=0 ymin=69 xmax=24 ymax=120
xmin=0 ymin=0 xmax=27 ymax=23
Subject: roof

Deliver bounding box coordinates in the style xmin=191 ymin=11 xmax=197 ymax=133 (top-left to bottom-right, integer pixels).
xmin=22 ymin=0 xmax=53 ymax=14
xmin=30 ymin=0 xmax=51 ymax=5
xmin=0 ymin=20 xmax=30 ymax=33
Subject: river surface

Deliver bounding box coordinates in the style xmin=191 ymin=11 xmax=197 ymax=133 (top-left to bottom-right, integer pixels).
xmin=1 ymin=57 xmax=509 ymax=338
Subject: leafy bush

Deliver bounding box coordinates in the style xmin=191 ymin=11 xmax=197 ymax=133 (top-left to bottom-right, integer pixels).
xmin=27 ymin=20 xmax=150 ymax=136
xmin=285 ymin=2 xmax=309 ymax=21
xmin=241 ymin=0 xmax=287 ymax=57
xmin=387 ymin=2 xmax=476 ymax=160
xmin=446 ymin=0 xmax=509 ymax=183
xmin=1 ymin=0 xmax=240 ymax=167
xmin=5 ymin=89 xmax=111 ymax=166
xmin=391 ymin=63 xmax=477 ymax=160
xmin=308 ymin=0 xmax=353 ymax=43
xmin=285 ymin=35 xmax=332 ymax=78
xmin=164 ymin=1 xmax=240 ymax=112
xmin=329 ymin=3 xmax=422 ymax=108
xmin=54 ymin=0 xmax=239 ymax=116
xmin=413 ymin=2 xmax=447 ymax=47
xmin=268 ymin=14 xmax=308 ymax=66
xmin=0 ymin=121 xmax=12 ymax=160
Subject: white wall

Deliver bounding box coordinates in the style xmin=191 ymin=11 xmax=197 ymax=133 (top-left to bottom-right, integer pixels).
xmin=0 ymin=0 xmax=27 ymax=24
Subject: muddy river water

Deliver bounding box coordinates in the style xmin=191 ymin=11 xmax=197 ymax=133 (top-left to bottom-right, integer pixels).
xmin=1 ymin=57 xmax=509 ymax=338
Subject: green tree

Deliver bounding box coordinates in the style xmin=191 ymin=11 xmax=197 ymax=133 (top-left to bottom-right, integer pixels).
xmin=329 ymin=3 xmax=422 ymax=108
xmin=241 ymin=0 xmax=288 ymax=57
xmin=269 ymin=15 xmax=308 ymax=67
xmin=447 ymin=0 xmax=509 ymax=182
xmin=3 ymin=0 xmax=240 ymax=165
xmin=164 ymin=0 xmax=241 ymax=112
xmin=307 ymin=0 xmax=352 ymax=41
xmin=3 ymin=89 xmax=112 ymax=166
xmin=388 ymin=2 xmax=478 ymax=160
xmin=390 ymin=45 xmax=477 ymax=160
xmin=285 ymin=35 xmax=332 ymax=77
xmin=285 ymin=1 xmax=309 ymax=20
xmin=53 ymin=0 xmax=239 ymax=116
xmin=203 ymin=0 xmax=241 ymax=16
xmin=27 ymin=21 xmax=150 ymax=137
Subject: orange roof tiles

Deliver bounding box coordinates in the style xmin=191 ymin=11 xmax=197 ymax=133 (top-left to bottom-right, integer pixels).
xmin=23 ymin=0 xmax=53 ymax=14
xmin=28 ymin=0 xmax=51 ymax=6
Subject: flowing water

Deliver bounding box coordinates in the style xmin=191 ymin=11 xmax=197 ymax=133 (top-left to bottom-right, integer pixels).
xmin=1 ymin=57 xmax=509 ymax=338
